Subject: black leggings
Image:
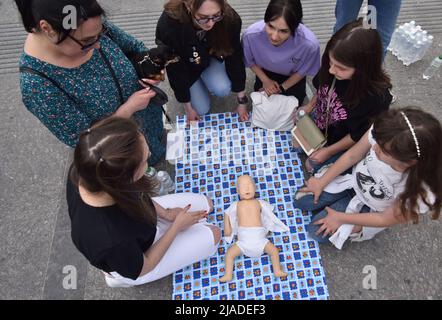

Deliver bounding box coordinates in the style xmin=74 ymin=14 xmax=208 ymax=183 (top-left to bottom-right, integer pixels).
xmin=254 ymin=69 xmax=307 ymax=105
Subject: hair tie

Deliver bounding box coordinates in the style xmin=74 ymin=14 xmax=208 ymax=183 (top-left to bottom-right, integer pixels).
xmin=400 ymin=112 xmax=421 ymax=158
xmin=99 ymin=157 xmax=104 ymax=163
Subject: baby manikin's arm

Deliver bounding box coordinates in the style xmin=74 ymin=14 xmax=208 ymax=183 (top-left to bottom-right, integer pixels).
xmin=224 ymin=214 xmax=232 ymax=237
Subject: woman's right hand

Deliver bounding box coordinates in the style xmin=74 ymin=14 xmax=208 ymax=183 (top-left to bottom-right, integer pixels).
xmin=184 ymin=103 xmax=201 ymax=124
xmin=125 ymin=87 xmax=157 ymax=113
xmin=172 ymin=205 xmax=208 ymax=232
xmin=262 ymin=78 xmax=281 ymax=96
xmin=298 ymin=177 xmax=325 ymax=204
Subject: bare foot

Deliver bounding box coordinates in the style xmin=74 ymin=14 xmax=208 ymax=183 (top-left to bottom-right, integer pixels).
xmin=219 ymin=274 xmax=233 ymax=283
xmin=274 ymin=270 xmax=288 ymax=278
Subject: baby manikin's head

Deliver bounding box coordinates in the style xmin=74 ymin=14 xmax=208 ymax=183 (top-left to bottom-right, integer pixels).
xmin=237 ymin=175 xmax=256 ymax=200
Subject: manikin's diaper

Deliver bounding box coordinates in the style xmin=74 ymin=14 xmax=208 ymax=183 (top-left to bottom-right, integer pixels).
xmin=236 ymin=227 xmax=269 ymax=258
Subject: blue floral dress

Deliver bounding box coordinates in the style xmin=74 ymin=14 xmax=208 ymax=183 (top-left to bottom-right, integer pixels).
xmin=19 ymin=22 xmax=165 ymax=165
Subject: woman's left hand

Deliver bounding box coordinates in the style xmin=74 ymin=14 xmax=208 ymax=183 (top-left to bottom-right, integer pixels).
xmin=163 ymin=207 xmax=183 ymax=222
xmin=309 ymin=147 xmax=332 ymax=165
xmin=236 ymin=104 xmax=249 ymax=122
xmin=313 ymin=207 xmax=344 ymax=237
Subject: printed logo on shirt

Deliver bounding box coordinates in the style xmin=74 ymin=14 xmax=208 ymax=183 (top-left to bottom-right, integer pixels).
xmin=313 ymin=85 xmax=348 ymax=130
xmin=355 ymin=152 xmax=395 ymax=204
xmin=290 ymin=57 xmax=301 ymax=64
xmin=189 ymin=46 xmax=201 ymax=65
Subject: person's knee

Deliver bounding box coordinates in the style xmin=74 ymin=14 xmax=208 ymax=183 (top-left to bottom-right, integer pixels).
xmin=192 ymin=101 xmax=211 ymax=116
xmin=207 ymin=225 xmax=221 ymax=245
xmin=293 ymin=195 xmax=315 ymax=211
xmin=211 ymin=82 xmax=231 ymax=98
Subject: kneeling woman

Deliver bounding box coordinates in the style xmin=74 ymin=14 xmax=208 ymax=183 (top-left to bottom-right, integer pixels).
xmin=67 ymin=117 xmax=220 ymax=287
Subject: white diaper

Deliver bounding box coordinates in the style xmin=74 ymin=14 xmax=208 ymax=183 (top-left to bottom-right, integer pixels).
xmin=236 ymin=227 xmax=269 ymax=258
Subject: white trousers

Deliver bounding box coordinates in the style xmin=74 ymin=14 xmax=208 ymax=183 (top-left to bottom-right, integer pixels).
xmin=105 ymin=193 xmax=218 ymax=287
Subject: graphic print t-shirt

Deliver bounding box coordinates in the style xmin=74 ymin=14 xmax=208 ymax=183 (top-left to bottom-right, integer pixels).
xmin=312 ymin=75 xmax=392 ymax=145
xmin=352 ymin=127 xmax=434 ymax=213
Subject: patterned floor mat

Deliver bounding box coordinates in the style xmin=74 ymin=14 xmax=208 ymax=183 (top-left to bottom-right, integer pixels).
xmin=172 ymin=113 xmax=329 ymax=300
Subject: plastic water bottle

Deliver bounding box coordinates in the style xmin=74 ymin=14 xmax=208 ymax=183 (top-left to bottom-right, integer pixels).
xmin=294 ymin=109 xmax=306 ymax=124
xmin=146 ymin=166 xmax=162 ymax=194
xmin=389 ymin=21 xmax=433 ymax=66
xmin=423 ymin=55 xmax=442 ymax=80
xmin=157 ymin=171 xmax=175 ymax=194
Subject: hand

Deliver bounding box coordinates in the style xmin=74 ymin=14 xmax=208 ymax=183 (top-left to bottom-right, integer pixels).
xmin=298 ymin=177 xmax=325 ymax=204
xmin=125 ymin=88 xmax=156 ymax=113
xmin=172 ymin=205 xmax=208 ymax=232
xmin=138 ymin=76 xmax=162 ymax=88
xmin=184 ymin=104 xmax=201 ymax=125
xmin=309 ymin=147 xmax=332 ymax=165
xmin=313 ymin=207 xmax=344 ymax=237
xmin=163 ymin=207 xmax=183 ymax=222
xmin=236 ymin=104 xmax=249 ymax=122
xmin=261 ymin=78 xmax=281 ymax=96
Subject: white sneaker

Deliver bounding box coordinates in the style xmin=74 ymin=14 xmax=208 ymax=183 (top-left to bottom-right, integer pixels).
xmin=104 ymin=275 xmax=134 ymax=288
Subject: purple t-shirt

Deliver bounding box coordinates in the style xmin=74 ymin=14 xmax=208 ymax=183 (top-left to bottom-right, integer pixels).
xmin=242 ymin=20 xmax=320 ymax=77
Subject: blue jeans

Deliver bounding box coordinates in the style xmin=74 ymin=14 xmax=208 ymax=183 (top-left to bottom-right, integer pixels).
xmin=190 ymin=58 xmax=232 ymax=115
xmin=309 ymin=151 xmax=344 ymax=174
xmin=333 ymin=0 xmax=402 ymax=59
xmin=294 ymin=189 xmax=370 ymax=243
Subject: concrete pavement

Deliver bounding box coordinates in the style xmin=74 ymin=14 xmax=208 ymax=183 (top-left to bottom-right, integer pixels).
xmin=0 ymin=0 xmax=441 ymax=300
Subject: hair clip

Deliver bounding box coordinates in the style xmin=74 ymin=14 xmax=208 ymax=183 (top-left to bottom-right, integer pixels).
xmin=400 ymin=111 xmax=421 ymax=158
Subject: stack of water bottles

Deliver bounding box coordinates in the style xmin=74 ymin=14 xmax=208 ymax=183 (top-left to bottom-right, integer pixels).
xmin=146 ymin=167 xmax=175 ymax=196
xmin=388 ymin=21 xmax=433 ymax=66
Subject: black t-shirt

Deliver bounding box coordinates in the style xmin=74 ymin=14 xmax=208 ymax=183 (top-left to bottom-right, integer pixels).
xmin=312 ymin=74 xmax=392 ymax=145
xmin=66 ymin=177 xmax=157 ymax=280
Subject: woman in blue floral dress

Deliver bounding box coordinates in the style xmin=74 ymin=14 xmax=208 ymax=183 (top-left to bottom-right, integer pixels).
xmin=16 ymin=0 xmax=165 ymax=165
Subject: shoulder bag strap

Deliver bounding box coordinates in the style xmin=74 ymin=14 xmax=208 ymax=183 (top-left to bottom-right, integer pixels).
xmin=98 ymin=48 xmax=125 ymax=105
xmin=19 ymin=66 xmax=79 ymax=105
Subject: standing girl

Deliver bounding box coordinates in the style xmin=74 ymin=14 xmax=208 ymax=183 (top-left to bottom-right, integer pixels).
xmin=16 ymin=0 xmax=165 ymax=165
xmin=302 ymin=19 xmax=392 ymax=173
xmin=294 ymin=107 xmax=442 ymax=248
xmin=242 ymin=0 xmax=320 ymax=104
xmin=156 ymin=0 xmax=248 ymax=123
xmin=68 ymin=117 xmax=221 ymax=287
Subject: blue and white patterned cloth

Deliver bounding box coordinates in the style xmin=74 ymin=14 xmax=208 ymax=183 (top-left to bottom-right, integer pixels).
xmin=172 ymin=113 xmax=329 ymax=300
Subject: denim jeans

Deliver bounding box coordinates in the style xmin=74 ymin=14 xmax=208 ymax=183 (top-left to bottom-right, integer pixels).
xmin=190 ymin=58 xmax=232 ymax=116
xmin=308 ymin=151 xmax=344 ymax=174
xmin=294 ymin=189 xmax=363 ymax=243
xmin=333 ymin=0 xmax=402 ymax=59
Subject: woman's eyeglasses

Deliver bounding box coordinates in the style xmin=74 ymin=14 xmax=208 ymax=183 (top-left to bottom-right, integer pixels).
xmin=67 ymin=25 xmax=109 ymax=51
xmin=194 ymin=12 xmax=224 ymax=26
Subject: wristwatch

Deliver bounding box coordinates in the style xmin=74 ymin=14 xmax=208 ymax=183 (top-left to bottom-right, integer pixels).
xmin=279 ymin=83 xmax=287 ymax=94
xmin=237 ymin=95 xmax=249 ymax=105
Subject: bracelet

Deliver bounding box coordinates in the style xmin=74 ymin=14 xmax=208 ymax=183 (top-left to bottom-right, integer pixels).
xmin=279 ymin=84 xmax=286 ymax=94
xmin=237 ymin=95 xmax=249 ymax=105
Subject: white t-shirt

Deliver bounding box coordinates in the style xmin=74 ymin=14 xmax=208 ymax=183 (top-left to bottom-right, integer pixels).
xmin=322 ymin=127 xmax=435 ymax=214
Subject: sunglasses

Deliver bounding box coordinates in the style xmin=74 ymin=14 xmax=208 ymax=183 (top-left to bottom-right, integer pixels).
xmin=194 ymin=12 xmax=224 ymax=25
xmin=67 ymin=25 xmax=109 ymax=51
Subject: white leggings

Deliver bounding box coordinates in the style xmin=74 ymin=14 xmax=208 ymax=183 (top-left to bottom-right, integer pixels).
xmin=105 ymin=193 xmax=218 ymax=287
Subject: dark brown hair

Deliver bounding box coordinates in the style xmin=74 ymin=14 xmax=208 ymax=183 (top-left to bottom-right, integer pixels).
xmin=372 ymin=107 xmax=442 ymax=223
xmin=70 ymin=117 xmax=157 ymax=225
xmin=319 ymin=18 xmax=392 ymax=108
xmin=264 ymin=0 xmax=303 ymax=35
xmin=164 ymin=0 xmax=237 ymax=57
xmin=15 ymin=0 xmax=105 ymax=44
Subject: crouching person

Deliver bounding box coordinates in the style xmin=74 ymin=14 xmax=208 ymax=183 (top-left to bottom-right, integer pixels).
xmin=67 ymin=116 xmax=220 ymax=287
